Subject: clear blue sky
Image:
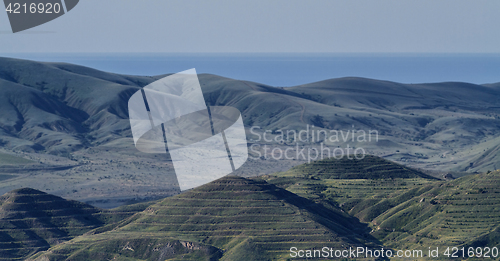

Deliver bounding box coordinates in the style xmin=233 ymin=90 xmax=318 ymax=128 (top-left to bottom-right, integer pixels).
xmin=1 ymin=0 xmax=499 ymax=53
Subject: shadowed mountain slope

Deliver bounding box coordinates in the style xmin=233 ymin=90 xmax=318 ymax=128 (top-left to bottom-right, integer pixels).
xmin=30 ymin=176 xmax=382 ymax=261
xmin=0 ymin=188 xmax=149 ymax=260
xmin=0 ymin=57 xmax=152 ymax=154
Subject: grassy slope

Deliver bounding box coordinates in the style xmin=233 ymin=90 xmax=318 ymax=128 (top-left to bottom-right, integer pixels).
xmin=0 ymin=188 xmax=149 ymax=260
xmin=0 ymin=152 xmax=34 ymax=165
xmin=371 ymin=171 xmax=500 ymax=250
xmin=264 ymin=156 xmax=500 ymax=254
xmin=269 ymin=154 xmax=437 ymax=180
xmin=0 ymin=153 xmax=34 ymax=182
xmin=5 ymin=156 xmax=499 ymax=260
xmin=30 ymin=176 xmax=382 ymax=261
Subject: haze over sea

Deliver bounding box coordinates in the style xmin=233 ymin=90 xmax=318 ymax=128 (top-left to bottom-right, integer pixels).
xmin=2 ymin=53 xmax=499 ymax=86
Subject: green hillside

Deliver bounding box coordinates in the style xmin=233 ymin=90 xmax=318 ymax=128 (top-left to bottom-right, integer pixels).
xmin=0 ymin=152 xmax=34 ymax=165
xmin=0 ymin=188 xmax=148 ymax=260
xmin=30 ymin=177 xmax=382 ymax=261
xmin=371 ymin=170 xmax=500 ymax=251
xmin=264 ymin=156 xmax=500 ymax=254
xmin=2 ymin=157 xmax=499 ymax=260
xmin=271 ymin=155 xmax=437 ymax=180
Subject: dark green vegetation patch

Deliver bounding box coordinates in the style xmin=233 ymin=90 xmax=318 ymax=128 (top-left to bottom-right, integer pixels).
xmin=264 ymin=158 xmax=500 ymax=253
xmin=273 ymin=155 xmax=437 ymax=180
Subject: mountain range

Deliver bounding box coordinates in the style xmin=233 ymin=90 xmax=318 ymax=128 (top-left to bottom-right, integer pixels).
xmin=0 ymin=57 xmax=500 ymax=205
xmin=1 ymin=57 xmax=500 ymax=164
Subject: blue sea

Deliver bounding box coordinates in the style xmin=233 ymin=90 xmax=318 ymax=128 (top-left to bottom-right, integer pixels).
xmin=1 ymin=53 xmax=499 ymax=86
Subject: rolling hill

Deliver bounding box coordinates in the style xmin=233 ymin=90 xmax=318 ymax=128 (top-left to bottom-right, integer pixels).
xmin=269 ymin=154 xmax=438 ymax=180
xmin=264 ymin=156 xmax=500 ymax=254
xmin=0 ymin=56 xmax=500 ymax=205
xmin=1 ymin=56 xmax=499 ymax=163
xmin=29 ymin=176 xmax=382 ymax=261
xmin=0 ymin=156 xmax=496 ymax=260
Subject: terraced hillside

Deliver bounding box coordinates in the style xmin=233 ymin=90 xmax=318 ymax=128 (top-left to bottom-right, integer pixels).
xmin=0 ymin=188 xmax=150 ymax=260
xmin=264 ymin=156 xmax=500 ymax=253
xmin=273 ymin=155 xmax=437 ymax=180
xmin=369 ymin=171 xmax=500 ymax=251
xmin=30 ymin=177 xmax=382 ymax=261
xmin=264 ymin=155 xmax=437 ymax=204
xmin=3 ymin=157 xmax=500 ymax=260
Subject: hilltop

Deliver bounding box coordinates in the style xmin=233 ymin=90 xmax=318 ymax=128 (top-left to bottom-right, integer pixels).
xmin=271 ymin=154 xmax=437 ymax=180
xmin=30 ymin=176 xmax=382 ymax=260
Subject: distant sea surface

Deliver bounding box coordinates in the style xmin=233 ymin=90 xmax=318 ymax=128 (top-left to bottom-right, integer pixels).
xmin=2 ymin=53 xmax=499 ymax=86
